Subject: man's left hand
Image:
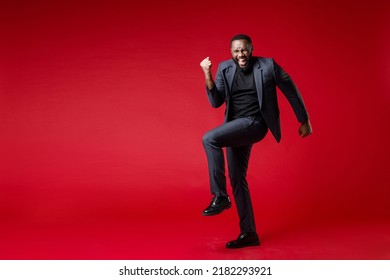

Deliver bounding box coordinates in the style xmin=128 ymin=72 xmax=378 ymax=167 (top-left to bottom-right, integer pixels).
xmin=299 ymin=120 xmax=312 ymax=138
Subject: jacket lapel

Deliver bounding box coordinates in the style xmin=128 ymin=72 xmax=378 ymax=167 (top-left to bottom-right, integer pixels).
xmin=225 ymin=61 xmax=236 ymax=97
xmin=253 ymin=58 xmax=263 ymax=109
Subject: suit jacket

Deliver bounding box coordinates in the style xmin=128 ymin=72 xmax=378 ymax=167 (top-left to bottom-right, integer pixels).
xmin=206 ymin=57 xmax=309 ymax=142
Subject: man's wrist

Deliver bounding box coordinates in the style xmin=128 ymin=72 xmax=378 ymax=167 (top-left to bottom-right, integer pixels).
xmin=301 ymin=119 xmax=310 ymax=125
xmin=204 ymin=72 xmax=212 ymax=79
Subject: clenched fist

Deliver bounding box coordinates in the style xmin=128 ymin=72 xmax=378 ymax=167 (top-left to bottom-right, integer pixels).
xmin=200 ymin=57 xmax=212 ymax=74
xmin=200 ymin=57 xmax=215 ymax=90
xmin=298 ymin=120 xmax=312 ymax=138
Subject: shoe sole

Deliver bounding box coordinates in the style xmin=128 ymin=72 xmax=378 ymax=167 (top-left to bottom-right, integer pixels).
xmin=202 ymin=204 xmax=232 ymax=216
xmin=226 ymin=240 xmax=260 ymax=249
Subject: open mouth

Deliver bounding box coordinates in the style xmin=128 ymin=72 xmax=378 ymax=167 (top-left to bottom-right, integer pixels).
xmin=238 ymin=58 xmax=247 ymax=67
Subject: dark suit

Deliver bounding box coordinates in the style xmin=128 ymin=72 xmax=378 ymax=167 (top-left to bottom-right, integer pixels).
xmin=202 ymin=57 xmax=309 ymax=233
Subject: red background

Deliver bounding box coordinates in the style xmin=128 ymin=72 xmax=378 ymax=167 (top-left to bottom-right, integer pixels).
xmin=1 ymin=0 xmax=389 ymax=259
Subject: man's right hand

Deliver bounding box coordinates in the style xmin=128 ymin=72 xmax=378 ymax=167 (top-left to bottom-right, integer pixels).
xmin=200 ymin=57 xmax=215 ymax=90
xmin=200 ymin=57 xmax=212 ymax=74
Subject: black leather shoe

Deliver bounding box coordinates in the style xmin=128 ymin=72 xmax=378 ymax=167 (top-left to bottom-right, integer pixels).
xmin=226 ymin=232 xmax=260 ymax=249
xmin=202 ymin=196 xmax=231 ymax=216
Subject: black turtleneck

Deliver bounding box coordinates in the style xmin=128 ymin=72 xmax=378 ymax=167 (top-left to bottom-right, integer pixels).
xmin=230 ymin=59 xmax=261 ymax=120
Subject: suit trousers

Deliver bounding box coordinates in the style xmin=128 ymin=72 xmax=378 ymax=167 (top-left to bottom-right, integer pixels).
xmin=202 ymin=115 xmax=268 ymax=233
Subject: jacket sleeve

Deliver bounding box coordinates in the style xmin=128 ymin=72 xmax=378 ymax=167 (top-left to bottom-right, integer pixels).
xmin=273 ymin=60 xmax=309 ymax=123
xmin=206 ymin=64 xmax=226 ymax=108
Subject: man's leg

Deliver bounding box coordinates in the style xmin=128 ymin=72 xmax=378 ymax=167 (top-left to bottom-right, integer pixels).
xmin=202 ymin=116 xmax=267 ymax=216
xmin=225 ymin=145 xmax=261 ymax=248
xmin=227 ymin=145 xmax=256 ymax=233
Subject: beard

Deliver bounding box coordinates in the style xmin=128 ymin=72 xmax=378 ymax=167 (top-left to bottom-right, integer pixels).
xmin=233 ymin=55 xmax=253 ymax=72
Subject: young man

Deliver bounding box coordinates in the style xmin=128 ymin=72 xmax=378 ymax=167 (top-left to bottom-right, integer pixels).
xmin=200 ymin=34 xmax=312 ymax=249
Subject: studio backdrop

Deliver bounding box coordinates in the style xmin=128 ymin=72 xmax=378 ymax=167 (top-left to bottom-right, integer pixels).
xmin=1 ymin=0 xmax=389 ymax=259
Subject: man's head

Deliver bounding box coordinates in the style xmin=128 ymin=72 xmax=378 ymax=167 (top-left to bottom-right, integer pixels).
xmin=230 ymin=34 xmax=253 ymax=68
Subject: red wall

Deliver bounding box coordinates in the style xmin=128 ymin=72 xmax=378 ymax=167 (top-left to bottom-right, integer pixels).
xmin=1 ymin=0 xmax=389 ymax=256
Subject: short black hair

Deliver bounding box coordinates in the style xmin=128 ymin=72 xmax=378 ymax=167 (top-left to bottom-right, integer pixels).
xmin=230 ymin=34 xmax=252 ymax=44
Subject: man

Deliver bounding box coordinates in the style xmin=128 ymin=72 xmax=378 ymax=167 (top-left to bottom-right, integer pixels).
xmin=200 ymin=34 xmax=312 ymax=249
